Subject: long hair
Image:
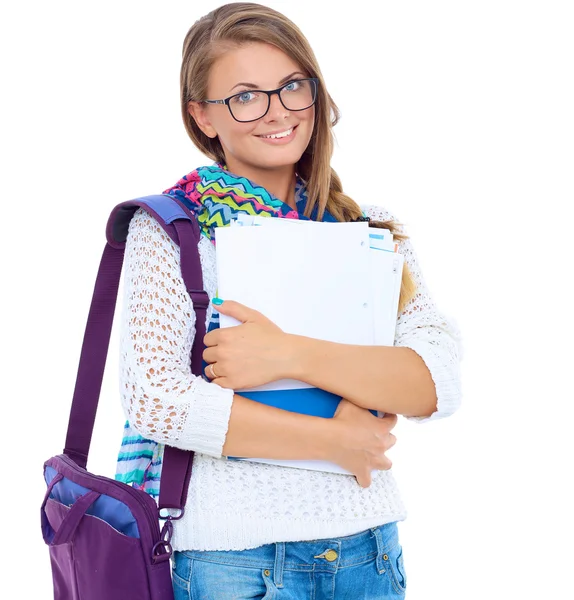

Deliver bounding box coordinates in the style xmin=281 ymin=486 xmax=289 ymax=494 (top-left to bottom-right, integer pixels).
xmin=179 ymin=2 xmax=417 ymax=314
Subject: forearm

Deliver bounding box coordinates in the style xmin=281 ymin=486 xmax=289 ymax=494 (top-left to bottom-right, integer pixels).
xmin=287 ymin=335 xmax=437 ymax=418
xmin=222 ymin=392 xmax=336 ymax=460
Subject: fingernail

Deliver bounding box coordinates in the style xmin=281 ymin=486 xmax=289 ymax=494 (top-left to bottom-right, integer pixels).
xmin=212 ymin=297 xmax=224 ymax=306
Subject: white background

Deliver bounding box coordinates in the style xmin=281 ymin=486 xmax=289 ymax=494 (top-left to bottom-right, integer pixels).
xmin=2 ymin=1 xmax=573 ymax=598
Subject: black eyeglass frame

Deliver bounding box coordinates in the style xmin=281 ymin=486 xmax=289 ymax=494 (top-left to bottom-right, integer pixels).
xmin=201 ymin=77 xmax=319 ymax=123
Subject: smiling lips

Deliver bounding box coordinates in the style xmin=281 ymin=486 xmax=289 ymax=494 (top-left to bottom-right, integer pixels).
xmin=256 ymin=125 xmax=297 ymax=139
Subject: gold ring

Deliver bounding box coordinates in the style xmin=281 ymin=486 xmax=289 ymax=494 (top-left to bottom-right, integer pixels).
xmin=209 ymin=363 xmax=217 ymax=378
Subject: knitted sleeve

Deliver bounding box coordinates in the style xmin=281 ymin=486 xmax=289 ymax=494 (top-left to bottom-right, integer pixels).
xmin=362 ymin=204 xmax=464 ymax=423
xmin=118 ymin=208 xmax=234 ymax=457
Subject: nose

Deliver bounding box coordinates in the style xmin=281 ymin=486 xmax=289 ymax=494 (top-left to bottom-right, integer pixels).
xmin=264 ymin=91 xmax=289 ymax=121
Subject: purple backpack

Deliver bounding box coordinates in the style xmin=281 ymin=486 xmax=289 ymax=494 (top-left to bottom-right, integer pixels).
xmin=41 ymin=195 xmax=207 ymax=599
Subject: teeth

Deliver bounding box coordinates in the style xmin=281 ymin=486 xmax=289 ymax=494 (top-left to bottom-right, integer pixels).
xmin=261 ymin=127 xmax=293 ymax=139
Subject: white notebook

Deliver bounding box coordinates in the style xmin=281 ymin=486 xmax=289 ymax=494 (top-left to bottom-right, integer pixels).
xmin=213 ymin=217 xmax=403 ymax=474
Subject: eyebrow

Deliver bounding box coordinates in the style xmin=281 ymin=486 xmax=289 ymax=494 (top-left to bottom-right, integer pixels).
xmin=229 ymin=71 xmax=307 ymax=93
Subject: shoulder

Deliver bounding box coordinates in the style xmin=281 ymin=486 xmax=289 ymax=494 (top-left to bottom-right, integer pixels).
xmin=127 ymin=207 xmax=185 ymax=243
xmin=360 ymin=204 xmax=415 ymax=270
xmin=126 ymin=207 xmax=213 ymax=260
xmin=129 ymin=207 xmax=163 ymax=233
xmin=125 ymin=207 xmax=180 ymax=258
xmin=359 ymin=204 xmax=405 ymax=232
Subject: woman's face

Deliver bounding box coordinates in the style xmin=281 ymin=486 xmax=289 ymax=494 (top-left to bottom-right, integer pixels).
xmin=188 ymin=42 xmax=315 ymax=173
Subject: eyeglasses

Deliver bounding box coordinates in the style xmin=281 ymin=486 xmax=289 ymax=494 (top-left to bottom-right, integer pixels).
xmin=201 ymin=77 xmax=319 ymax=123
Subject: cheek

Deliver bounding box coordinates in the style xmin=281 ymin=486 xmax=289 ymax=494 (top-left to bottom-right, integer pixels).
xmin=297 ymin=104 xmax=315 ymax=125
xmin=298 ymin=107 xmax=316 ymax=143
xmin=218 ymin=120 xmax=257 ymax=151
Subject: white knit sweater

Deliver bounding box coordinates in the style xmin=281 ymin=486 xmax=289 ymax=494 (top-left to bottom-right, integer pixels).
xmin=118 ymin=203 xmax=464 ymax=551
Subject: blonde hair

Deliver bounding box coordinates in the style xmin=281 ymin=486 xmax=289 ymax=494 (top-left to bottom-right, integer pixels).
xmin=179 ymin=2 xmax=417 ymax=314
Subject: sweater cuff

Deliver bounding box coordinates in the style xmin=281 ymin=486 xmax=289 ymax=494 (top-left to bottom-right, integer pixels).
xmin=397 ymin=340 xmax=461 ymax=424
xmin=176 ymin=378 xmax=235 ymax=457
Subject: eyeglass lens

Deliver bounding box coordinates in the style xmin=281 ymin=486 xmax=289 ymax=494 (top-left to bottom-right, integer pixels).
xmin=229 ymin=79 xmax=316 ymax=122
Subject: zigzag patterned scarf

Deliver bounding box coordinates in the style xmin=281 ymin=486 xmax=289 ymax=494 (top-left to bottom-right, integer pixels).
xmin=115 ymin=162 xmax=340 ymax=499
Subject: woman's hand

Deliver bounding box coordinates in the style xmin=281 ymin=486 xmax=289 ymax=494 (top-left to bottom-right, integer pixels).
xmin=331 ymin=398 xmax=398 ymax=488
xmin=203 ymin=299 xmax=295 ymax=390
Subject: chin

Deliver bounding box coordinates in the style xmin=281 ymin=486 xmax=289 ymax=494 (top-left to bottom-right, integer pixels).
xmin=256 ymin=146 xmax=308 ymax=168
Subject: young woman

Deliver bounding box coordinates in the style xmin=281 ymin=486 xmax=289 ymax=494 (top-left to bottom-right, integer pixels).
xmin=115 ymin=3 xmax=463 ymax=598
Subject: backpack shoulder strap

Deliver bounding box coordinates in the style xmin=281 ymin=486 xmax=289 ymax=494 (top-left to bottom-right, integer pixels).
xmin=64 ymin=193 xmax=204 ymax=516
xmin=106 ymin=193 xmax=194 ymax=248
xmin=106 ymin=193 xmax=209 ymax=311
xmin=106 ymin=193 xmax=208 ymax=514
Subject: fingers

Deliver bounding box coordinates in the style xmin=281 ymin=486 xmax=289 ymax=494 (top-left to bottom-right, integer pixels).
xmin=356 ymin=473 xmax=372 ymax=488
xmin=380 ymin=413 xmax=398 ymax=432
xmin=379 ymin=456 xmax=393 ymax=470
xmin=385 ymin=433 xmax=397 ymax=452
xmin=204 ymin=363 xmax=219 ymax=380
xmin=203 ymin=346 xmax=217 ymax=363
xmin=211 ymin=299 xmax=259 ymax=323
xmin=356 ymin=452 xmax=394 ymax=488
xmin=383 ymin=412 xmax=398 ymax=426
xmin=203 ymin=330 xmax=218 ymax=347
xmin=379 ymin=430 xmax=397 ymax=459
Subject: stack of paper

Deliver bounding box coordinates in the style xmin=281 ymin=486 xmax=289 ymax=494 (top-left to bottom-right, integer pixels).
xmin=213 ymin=214 xmax=404 ymax=475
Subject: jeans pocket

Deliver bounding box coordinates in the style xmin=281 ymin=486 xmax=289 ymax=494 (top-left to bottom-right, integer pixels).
xmin=172 ymin=552 xmax=191 ymax=600
xmin=190 ymin=558 xmax=275 ymax=599
xmin=384 ymin=543 xmax=407 ymax=595
xmin=172 ymin=569 xmax=190 ymax=600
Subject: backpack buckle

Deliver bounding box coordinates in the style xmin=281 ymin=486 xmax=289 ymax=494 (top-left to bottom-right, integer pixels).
xmin=188 ymin=289 xmax=209 ymax=309
xmin=152 ymin=519 xmax=174 ymax=564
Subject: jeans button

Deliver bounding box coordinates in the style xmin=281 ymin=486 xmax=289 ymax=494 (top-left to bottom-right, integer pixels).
xmin=325 ymin=550 xmax=338 ymax=562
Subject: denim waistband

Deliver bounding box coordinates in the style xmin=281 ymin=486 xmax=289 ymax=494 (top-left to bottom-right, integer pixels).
xmin=180 ymin=521 xmax=400 ymax=589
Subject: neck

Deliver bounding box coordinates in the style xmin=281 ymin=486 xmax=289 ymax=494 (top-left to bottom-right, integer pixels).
xmin=223 ymin=158 xmax=297 ymax=210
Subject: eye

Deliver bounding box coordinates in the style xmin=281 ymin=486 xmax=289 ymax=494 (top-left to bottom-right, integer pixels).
xmin=283 ymin=80 xmax=301 ymax=92
xmin=232 ymin=91 xmax=258 ymax=105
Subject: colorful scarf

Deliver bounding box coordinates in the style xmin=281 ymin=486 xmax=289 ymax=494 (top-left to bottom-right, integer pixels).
xmin=115 ymin=162 xmax=344 ymax=499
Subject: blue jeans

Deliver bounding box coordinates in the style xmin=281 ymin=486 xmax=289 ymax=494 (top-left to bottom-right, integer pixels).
xmin=172 ymin=521 xmax=407 ymax=599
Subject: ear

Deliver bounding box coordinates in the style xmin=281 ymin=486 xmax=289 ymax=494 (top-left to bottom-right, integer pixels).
xmin=187 ymin=100 xmax=218 ymax=139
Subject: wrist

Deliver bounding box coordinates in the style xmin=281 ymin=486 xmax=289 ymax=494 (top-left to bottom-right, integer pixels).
xmin=312 ymin=415 xmax=348 ymax=462
xmin=282 ymin=333 xmax=309 ymax=381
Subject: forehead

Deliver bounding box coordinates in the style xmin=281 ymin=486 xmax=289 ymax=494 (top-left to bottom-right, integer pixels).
xmin=208 ymin=42 xmax=304 ymax=95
